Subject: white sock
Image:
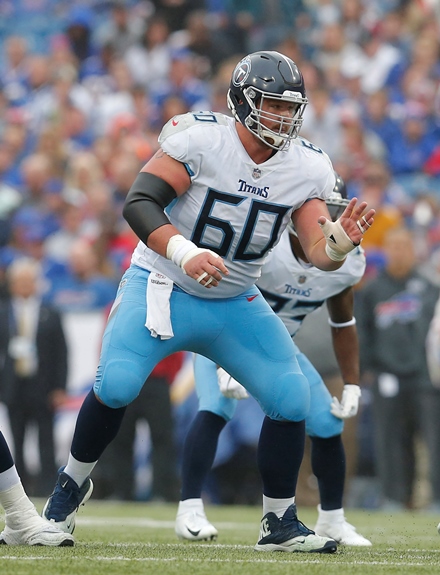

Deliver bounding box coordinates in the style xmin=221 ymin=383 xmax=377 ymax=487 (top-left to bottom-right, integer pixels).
xmin=177 ymin=498 xmax=204 ymax=515
xmin=263 ymin=495 xmax=295 ymax=518
xmin=0 ymin=465 xmax=20 ymax=492
xmin=64 ymin=454 xmax=97 ymax=487
xmin=317 ymin=504 xmax=344 ymax=521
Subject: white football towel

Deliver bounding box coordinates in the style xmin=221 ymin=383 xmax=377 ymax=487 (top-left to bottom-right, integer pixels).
xmin=146 ymin=272 xmax=174 ymax=339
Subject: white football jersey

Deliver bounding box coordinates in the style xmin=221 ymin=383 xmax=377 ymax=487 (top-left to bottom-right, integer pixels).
xmin=256 ymin=231 xmax=366 ymax=337
xmin=132 ymin=112 xmax=335 ymax=298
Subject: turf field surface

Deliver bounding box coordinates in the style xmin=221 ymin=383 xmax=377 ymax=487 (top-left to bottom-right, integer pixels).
xmin=1 ymin=501 xmax=440 ymax=575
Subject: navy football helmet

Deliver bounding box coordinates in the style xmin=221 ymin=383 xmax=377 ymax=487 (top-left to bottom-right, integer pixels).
xmin=227 ymin=51 xmax=308 ymax=150
xmin=326 ymin=174 xmax=349 ymax=221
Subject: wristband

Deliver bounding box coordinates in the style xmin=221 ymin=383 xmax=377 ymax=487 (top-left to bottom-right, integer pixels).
xmin=328 ymin=317 xmax=356 ymax=328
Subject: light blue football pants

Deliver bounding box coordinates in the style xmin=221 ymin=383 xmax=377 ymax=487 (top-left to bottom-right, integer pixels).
xmin=194 ymin=342 xmax=344 ymax=438
xmin=94 ymin=265 xmax=310 ymax=422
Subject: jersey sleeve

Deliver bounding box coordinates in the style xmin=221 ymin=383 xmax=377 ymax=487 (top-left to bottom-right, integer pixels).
xmin=309 ymin=150 xmax=335 ymax=201
xmin=293 ymin=137 xmax=336 ymax=202
xmin=158 ymin=112 xmax=228 ymax=180
xmin=158 ymin=113 xmax=192 ymax=164
xmin=319 ymin=150 xmax=336 ymax=200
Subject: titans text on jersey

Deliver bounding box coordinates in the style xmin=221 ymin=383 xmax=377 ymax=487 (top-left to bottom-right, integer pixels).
xmin=237 ymin=179 xmax=269 ymax=198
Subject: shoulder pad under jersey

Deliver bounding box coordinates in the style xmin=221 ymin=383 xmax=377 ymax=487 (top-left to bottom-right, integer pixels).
xmin=159 ymin=111 xmax=230 ymax=144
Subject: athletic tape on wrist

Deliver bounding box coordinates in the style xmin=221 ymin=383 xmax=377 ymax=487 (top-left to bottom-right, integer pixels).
xmin=166 ymin=234 xmax=218 ymax=273
xmin=166 ymin=235 xmax=198 ymax=267
xmin=325 ymin=243 xmax=347 ymax=262
xmin=319 ymin=219 xmax=357 ymax=262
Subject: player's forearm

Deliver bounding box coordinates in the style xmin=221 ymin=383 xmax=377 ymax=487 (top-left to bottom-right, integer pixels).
xmin=147 ymin=224 xmax=183 ymax=258
xmin=331 ymin=325 xmax=360 ymax=384
xmin=306 ymin=238 xmax=344 ymax=271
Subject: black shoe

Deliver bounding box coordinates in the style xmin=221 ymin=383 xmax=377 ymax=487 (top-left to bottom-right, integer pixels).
xmin=254 ymin=504 xmax=337 ymax=553
xmin=42 ymin=467 xmax=93 ymax=534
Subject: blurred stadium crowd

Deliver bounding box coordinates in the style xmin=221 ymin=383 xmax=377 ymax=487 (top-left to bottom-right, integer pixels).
xmin=0 ymin=0 xmax=440 ymax=507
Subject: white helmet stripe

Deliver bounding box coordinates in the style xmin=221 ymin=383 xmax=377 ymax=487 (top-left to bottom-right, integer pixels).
xmin=279 ymin=52 xmax=295 ymax=77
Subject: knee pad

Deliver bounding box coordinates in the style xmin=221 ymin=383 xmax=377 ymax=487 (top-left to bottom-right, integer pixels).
xmin=265 ymin=371 xmax=310 ymax=422
xmin=94 ymin=359 xmax=145 ymax=408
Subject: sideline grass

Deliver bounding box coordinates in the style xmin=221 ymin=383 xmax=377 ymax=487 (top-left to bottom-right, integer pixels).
xmin=1 ymin=501 xmax=440 ymax=575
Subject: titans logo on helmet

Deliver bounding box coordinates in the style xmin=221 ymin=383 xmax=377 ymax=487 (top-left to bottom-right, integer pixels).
xmin=232 ymin=57 xmax=251 ymax=87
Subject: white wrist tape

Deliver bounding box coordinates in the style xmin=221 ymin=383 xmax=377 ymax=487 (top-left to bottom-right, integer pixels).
xmin=166 ymin=235 xmax=197 ymax=266
xmin=319 ymin=219 xmax=357 ymax=262
xmin=166 ymin=234 xmax=217 ymax=273
xmin=328 ymin=317 xmax=356 ymax=328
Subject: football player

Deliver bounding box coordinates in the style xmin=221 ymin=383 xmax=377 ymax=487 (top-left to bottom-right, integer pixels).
xmin=43 ymin=51 xmax=374 ymax=553
xmin=175 ymin=176 xmax=371 ymax=546
xmin=0 ymin=431 xmax=74 ymax=546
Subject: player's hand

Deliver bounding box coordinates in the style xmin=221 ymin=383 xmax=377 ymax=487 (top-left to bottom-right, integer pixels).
xmin=337 ymin=197 xmax=375 ymax=245
xmin=166 ymin=234 xmax=229 ymax=288
xmin=318 ymin=198 xmax=375 ymax=261
xmin=330 ymin=384 xmax=361 ymax=419
xmin=217 ymin=367 xmax=249 ymax=399
xmin=183 ymin=251 xmax=229 ymax=288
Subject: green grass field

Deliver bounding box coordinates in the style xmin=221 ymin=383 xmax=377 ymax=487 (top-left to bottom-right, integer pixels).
xmin=1 ymin=501 xmax=440 ymax=575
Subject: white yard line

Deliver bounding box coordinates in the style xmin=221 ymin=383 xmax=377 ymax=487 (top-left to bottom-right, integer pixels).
xmin=0 ymin=555 xmax=433 ymax=567
xmin=75 ymin=517 xmax=256 ymax=529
